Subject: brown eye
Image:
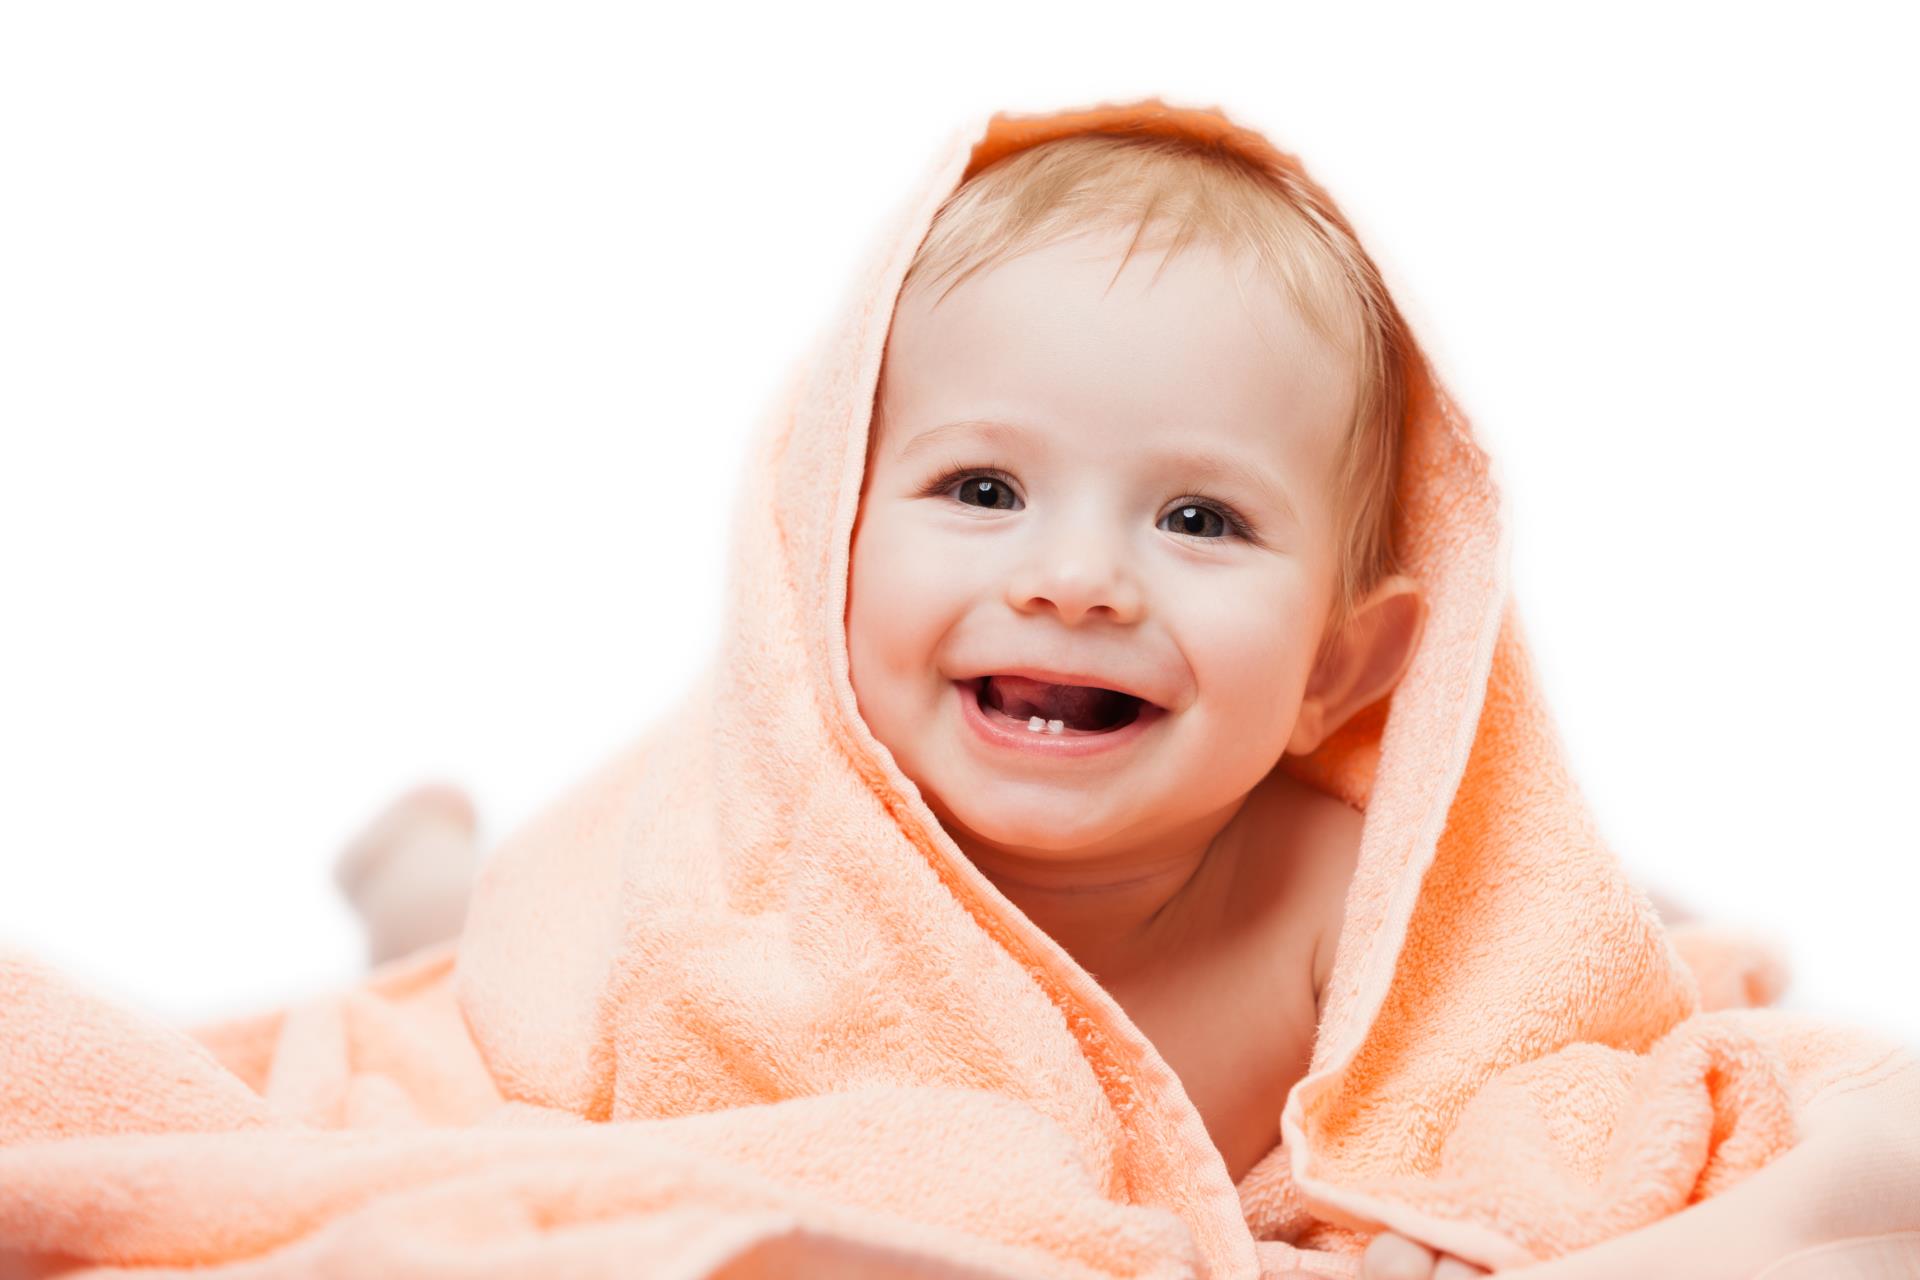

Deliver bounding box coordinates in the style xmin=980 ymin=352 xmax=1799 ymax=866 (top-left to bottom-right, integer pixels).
xmin=1162 ymin=503 xmax=1231 ymax=539
xmin=948 ymin=475 xmax=1021 ymax=510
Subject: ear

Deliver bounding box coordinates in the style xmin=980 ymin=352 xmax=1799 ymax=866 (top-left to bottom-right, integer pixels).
xmin=1288 ymin=574 xmax=1428 ymax=757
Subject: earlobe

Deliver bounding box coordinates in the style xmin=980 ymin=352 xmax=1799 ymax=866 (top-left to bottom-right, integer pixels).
xmin=1288 ymin=575 xmax=1428 ymax=757
xmin=1287 ymin=702 xmax=1325 ymax=758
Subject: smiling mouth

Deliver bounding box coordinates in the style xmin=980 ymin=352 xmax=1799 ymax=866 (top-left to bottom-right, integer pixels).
xmin=962 ymin=676 xmax=1148 ymax=735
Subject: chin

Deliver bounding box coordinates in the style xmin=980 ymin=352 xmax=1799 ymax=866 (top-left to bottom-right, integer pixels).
xmin=936 ymin=792 xmax=1125 ymax=856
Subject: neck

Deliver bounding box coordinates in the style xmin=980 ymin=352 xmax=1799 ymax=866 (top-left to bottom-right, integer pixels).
xmin=936 ymin=773 xmax=1294 ymax=984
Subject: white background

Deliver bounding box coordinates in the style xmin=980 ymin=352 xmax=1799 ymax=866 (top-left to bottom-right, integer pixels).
xmin=3 ymin=3 xmax=1915 ymax=1043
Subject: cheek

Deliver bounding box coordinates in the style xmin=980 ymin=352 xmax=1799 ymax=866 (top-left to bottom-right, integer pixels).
xmin=846 ymin=510 xmax=955 ymax=692
xmin=1174 ymin=573 xmax=1321 ymax=708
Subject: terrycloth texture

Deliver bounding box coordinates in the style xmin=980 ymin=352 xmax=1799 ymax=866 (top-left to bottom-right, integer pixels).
xmin=2 ymin=96 xmax=1915 ymax=1279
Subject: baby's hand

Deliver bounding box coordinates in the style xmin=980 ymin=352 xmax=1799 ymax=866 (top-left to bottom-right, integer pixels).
xmin=1357 ymin=1233 xmax=1490 ymax=1279
xmin=1270 ymin=1232 xmax=1489 ymax=1280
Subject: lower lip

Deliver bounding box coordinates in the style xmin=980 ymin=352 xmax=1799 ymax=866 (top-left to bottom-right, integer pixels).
xmin=954 ymin=679 xmax=1165 ymax=759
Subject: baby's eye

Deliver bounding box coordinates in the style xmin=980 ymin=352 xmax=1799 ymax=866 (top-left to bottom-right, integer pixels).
xmin=1161 ymin=503 xmax=1235 ymax=540
xmin=950 ymin=473 xmax=1019 ymax=511
xmin=929 ymin=468 xmax=1021 ymax=514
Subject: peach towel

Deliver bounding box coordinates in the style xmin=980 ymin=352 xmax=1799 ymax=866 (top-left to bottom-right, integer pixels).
xmin=2 ymin=96 xmax=1914 ymax=1279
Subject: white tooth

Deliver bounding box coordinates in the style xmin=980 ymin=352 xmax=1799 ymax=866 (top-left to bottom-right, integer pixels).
xmin=1027 ymin=715 xmax=1045 ymax=732
xmin=1046 ymin=719 xmax=1064 ymax=735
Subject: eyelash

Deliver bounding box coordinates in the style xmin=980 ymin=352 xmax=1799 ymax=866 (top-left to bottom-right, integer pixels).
xmin=917 ymin=460 xmax=1259 ymax=543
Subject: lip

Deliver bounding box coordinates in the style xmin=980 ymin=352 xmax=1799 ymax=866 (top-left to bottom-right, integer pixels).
xmin=954 ymin=678 xmax=1165 ymax=760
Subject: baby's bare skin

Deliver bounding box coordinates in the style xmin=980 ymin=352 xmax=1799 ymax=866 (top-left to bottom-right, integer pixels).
xmin=1100 ymin=763 xmax=1361 ymax=1184
xmin=333 ymin=782 xmax=479 ymax=967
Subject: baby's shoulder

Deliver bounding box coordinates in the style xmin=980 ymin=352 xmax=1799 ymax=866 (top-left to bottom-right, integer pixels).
xmin=1305 ymin=788 xmax=1363 ymax=1016
xmin=1243 ymin=769 xmax=1364 ymax=1021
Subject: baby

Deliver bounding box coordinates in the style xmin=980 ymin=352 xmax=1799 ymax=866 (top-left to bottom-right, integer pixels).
xmin=844 ymin=131 xmax=1427 ymax=1189
xmin=338 ymin=131 xmax=1441 ymax=1275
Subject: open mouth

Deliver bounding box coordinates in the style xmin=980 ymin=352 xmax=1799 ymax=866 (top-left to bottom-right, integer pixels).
xmin=962 ymin=675 xmax=1148 ymax=736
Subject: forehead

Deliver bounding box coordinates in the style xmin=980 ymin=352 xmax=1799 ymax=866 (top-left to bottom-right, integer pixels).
xmin=875 ymin=229 xmax=1355 ymax=512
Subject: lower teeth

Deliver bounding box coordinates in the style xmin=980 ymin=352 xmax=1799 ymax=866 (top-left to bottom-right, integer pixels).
xmin=974 ymin=681 xmax=1131 ymax=737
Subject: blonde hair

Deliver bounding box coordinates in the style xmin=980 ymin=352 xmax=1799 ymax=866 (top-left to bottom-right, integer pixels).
xmin=897 ymin=131 xmax=1414 ymax=652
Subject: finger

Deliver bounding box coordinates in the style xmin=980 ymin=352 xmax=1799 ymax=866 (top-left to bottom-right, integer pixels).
xmin=1433 ymin=1255 xmax=1490 ymax=1279
xmin=1363 ymin=1231 xmax=1440 ymax=1280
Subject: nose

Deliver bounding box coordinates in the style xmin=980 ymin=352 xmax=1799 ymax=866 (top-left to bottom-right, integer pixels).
xmin=1002 ymin=510 xmax=1145 ymax=626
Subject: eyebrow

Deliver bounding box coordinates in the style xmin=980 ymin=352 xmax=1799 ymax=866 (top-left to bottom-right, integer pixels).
xmin=895 ymin=418 xmax=1301 ymax=527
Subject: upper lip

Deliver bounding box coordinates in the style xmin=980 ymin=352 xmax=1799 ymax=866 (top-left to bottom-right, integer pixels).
xmin=956 ymin=667 xmax=1165 ymax=709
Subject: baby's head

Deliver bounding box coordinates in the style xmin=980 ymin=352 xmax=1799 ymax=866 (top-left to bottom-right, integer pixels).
xmin=846 ymin=131 xmax=1427 ymax=867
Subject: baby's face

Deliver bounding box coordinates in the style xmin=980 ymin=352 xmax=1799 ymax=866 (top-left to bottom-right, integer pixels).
xmin=846 ymin=228 xmax=1354 ymax=864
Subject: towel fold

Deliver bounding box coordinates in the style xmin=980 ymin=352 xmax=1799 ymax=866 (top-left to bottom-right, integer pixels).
xmin=2 ymin=95 xmax=1912 ymax=1279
